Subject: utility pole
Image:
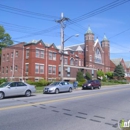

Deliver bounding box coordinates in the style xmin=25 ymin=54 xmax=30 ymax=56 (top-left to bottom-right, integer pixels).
xmin=56 ymin=13 xmax=69 ymax=81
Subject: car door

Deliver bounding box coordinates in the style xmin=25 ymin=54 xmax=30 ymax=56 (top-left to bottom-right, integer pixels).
xmin=16 ymin=82 xmax=27 ymax=95
xmin=59 ymin=82 xmax=66 ymax=92
xmin=64 ymin=82 xmax=69 ymax=91
xmin=4 ymin=82 xmax=17 ymax=96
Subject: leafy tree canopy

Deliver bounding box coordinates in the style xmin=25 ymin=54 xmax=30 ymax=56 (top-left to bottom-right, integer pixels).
xmin=76 ymin=71 xmax=85 ymax=82
xmin=105 ymin=71 xmax=113 ymax=79
xmin=97 ymin=70 xmax=104 ymax=77
xmin=85 ymin=72 xmax=92 ymax=80
xmin=0 ymin=26 xmax=13 ymax=52
xmin=113 ymin=64 xmax=125 ymax=78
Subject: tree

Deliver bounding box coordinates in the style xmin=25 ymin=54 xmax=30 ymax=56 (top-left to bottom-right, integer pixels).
xmin=105 ymin=71 xmax=113 ymax=79
xmin=85 ymin=72 xmax=92 ymax=80
xmin=0 ymin=26 xmax=13 ymax=53
xmin=76 ymin=71 xmax=85 ymax=82
xmin=113 ymin=64 xmax=125 ymax=79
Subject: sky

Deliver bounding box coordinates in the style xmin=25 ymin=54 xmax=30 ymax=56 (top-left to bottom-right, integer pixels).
xmin=0 ymin=0 xmax=130 ymax=61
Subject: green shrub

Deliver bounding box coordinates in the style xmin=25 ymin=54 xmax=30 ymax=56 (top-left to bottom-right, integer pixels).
xmin=0 ymin=78 xmax=7 ymax=85
xmin=85 ymin=72 xmax=92 ymax=80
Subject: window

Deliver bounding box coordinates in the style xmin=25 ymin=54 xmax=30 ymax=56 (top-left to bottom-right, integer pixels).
xmin=3 ymin=54 xmax=5 ymax=61
xmin=40 ymin=50 xmax=44 ymax=58
xmin=15 ymin=51 xmax=18 ymax=57
xmin=15 ymin=65 xmax=18 ymax=71
xmin=48 ymin=66 xmax=52 ymax=74
xmin=64 ymin=58 xmax=68 ymax=65
xmin=40 ymin=65 xmax=44 ymax=74
xmin=70 ymin=58 xmax=74 ymax=65
xmin=2 ymin=67 xmax=4 ymax=73
xmin=10 ymin=66 xmax=13 ymax=71
xmin=95 ymin=48 xmax=102 ymax=63
xmin=35 ymin=64 xmax=39 ymax=73
xmin=75 ymin=60 xmax=78 ymax=66
xmin=11 ymin=52 xmax=13 ymax=58
xmin=90 ymin=55 xmax=92 ymax=61
xmin=79 ymin=60 xmax=81 ymax=66
xmin=16 ymin=82 xmax=27 ymax=87
xmin=49 ymin=52 xmax=52 ymax=60
xmin=7 ymin=54 xmax=9 ymax=61
xmin=6 ymin=67 xmax=8 ymax=73
xmin=49 ymin=52 xmax=56 ymax=60
xmin=25 ymin=64 xmax=29 ymax=72
xmin=53 ymin=53 xmax=56 ymax=60
xmin=10 ymin=82 xmax=16 ymax=87
xmin=26 ymin=49 xmax=29 ymax=59
xmin=48 ymin=66 xmax=56 ymax=74
xmin=36 ymin=49 xmax=39 ymax=58
xmin=52 ymin=66 xmax=56 ymax=74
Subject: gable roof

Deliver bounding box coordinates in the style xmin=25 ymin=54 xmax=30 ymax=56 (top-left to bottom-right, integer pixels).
xmin=94 ymin=38 xmax=104 ymax=52
xmin=125 ymin=61 xmax=130 ymax=68
xmin=111 ymin=58 xmax=122 ymax=66
xmin=65 ymin=43 xmax=84 ymax=51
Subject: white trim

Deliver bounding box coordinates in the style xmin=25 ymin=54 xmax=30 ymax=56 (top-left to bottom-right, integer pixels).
xmin=26 ymin=47 xmax=30 ymax=49
xmin=48 ymin=65 xmax=56 ymax=67
xmin=25 ymin=63 xmax=29 ymax=64
xmin=36 ymin=47 xmax=44 ymax=50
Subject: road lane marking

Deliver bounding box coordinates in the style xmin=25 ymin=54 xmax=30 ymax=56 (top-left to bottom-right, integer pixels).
xmin=0 ymin=87 xmax=130 ymax=111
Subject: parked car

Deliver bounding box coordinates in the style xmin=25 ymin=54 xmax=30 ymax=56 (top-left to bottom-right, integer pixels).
xmin=0 ymin=81 xmax=36 ymax=99
xmin=44 ymin=81 xmax=73 ymax=94
xmin=82 ymin=80 xmax=101 ymax=90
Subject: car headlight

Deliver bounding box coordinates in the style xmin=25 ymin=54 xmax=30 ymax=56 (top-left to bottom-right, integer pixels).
xmin=49 ymin=88 xmax=55 ymax=91
xmin=88 ymin=84 xmax=91 ymax=86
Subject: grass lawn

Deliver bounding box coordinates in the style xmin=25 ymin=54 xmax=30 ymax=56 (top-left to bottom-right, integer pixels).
xmin=36 ymin=86 xmax=43 ymax=93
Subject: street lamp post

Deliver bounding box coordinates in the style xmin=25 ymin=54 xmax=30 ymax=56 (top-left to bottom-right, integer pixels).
xmin=60 ymin=34 xmax=79 ymax=81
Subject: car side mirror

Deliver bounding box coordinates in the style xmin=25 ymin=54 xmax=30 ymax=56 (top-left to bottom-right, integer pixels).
xmin=7 ymin=86 xmax=10 ymax=88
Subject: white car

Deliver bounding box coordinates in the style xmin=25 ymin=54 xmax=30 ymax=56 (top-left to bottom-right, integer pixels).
xmin=44 ymin=81 xmax=73 ymax=94
xmin=0 ymin=82 xmax=36 ymax=99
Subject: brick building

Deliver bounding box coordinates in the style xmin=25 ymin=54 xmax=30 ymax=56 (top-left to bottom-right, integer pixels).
xmin=0 ymin=27 xmax=114 ymax=81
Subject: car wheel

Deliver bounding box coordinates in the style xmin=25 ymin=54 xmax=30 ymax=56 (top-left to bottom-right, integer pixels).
xmin=91 ymin=86 xmax=94 ymax=90
xmin=55 ymin=89 xmax=59 ymax=94
xmin=25 ymin=90 xmax=31 ymax=97
xmin=69 ymin=87 xmax=72 ymax=92
xmin=98 ymin=86 xmax=101 ymax=89
xmin=0 ymin=92 xmax=4 ymax=99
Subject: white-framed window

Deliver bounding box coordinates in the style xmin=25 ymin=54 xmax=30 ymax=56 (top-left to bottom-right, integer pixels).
xmin=52 ymin=66 xmax=56 ymax=74
xmin=40 ymin=50 xmax=44 ymax=58
xmin=15 ymin=51 xmax=18 ymax=57
xmin=49 ymin=52 xmax=52 ymax=60
xmin=40 ymin=65 xmax=44 ymax=74
xmin=11 ymin=52 xmax=13 ymax=58
xmin=53 ymin=53 xmax=56 ymax=60
xmin=7 ymin=54 xmax=9 ymax=61
xmin=6 ymin=67 xmax=8 ymax=73
xmin=10 ymin=66 xmax=13 ymax=71
xmin=48 ymin=66 xmax=56 ymax=74
xmin=70 ymin=58 xmax=74 ymax=65
xmin=35 ymin=64 xmax=39 ymax=73
xmin=15 ymin=65 xmax=18 ymax=71
xmin=95 ymin=48 xmax=102 ymax=63
xmin=48 ymin=66 xmax=52 ymax=74
xmin=64 ymin=58 xmax=68 ymax=65
xmin=25 ymin=64 xmax=29 ymax=72
xmin=36 ymin=49 xmax=39 ymax=58
xmin=26 ymin=49 xmax=29 ymax=59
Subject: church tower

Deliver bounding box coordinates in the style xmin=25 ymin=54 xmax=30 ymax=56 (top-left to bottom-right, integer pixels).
xmin=101 ymin=35 xmax=110 ymax=72
xmin=84 ymin=27 xmax=95 ymax=67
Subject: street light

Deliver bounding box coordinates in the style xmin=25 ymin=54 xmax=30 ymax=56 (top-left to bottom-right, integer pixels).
xmin=60 ymin=34 xmax=79 ymax=81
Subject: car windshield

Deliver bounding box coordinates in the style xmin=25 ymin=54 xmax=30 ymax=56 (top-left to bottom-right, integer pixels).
xmin=87 ymin=80 xmax=93 ymax=83
xmin=49 ymin=82 xmax=60 ymax=86
xmin=0 ymin=82 xmax=10 ymax=88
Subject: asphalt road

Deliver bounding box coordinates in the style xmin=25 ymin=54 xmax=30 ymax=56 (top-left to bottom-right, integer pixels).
xmin=0 ymin=85 xmax=130 ymax=130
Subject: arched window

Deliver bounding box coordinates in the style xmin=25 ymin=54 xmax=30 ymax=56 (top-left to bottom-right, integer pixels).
xmin=95 ymin=48 xmax=102 ymax=63
xmin=70 ymin=58 xmax=74 ymax=65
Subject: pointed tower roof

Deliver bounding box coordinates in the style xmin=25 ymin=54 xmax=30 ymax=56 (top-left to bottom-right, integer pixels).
xmin=103 ymin=34 xmax=108 ymax=41
xmin=86 ymin=27 xmax=93 ymax=34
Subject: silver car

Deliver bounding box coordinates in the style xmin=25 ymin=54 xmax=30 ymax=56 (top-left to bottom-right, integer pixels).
xmin=0 ymin=82 xmax=36 ymax=99
xmin=44 ymin=81 xmax=73 ymax=94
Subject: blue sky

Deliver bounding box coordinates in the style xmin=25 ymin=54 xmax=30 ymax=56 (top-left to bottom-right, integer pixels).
xmin=0 ymin=0 xmax=130 ymax=61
